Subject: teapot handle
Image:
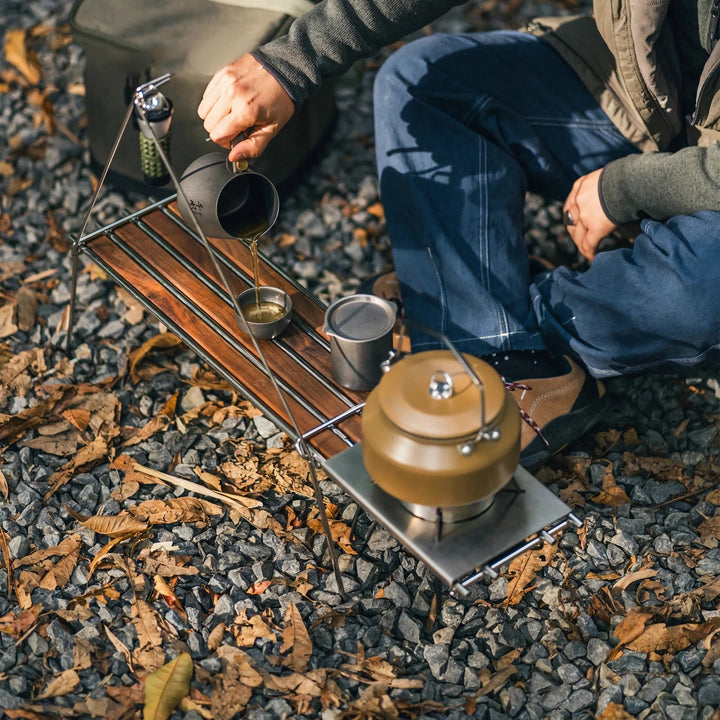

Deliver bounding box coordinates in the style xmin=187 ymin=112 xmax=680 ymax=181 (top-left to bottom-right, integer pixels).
xmin=226 ymin=131 xmax=254 ymax=174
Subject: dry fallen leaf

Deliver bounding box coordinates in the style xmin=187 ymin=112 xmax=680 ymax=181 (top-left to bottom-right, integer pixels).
xmin=0 ymin=470 xmax=8 ymax=502
xmin=66 ymin=505 xmax=150 ymax=537
xmin=505 ymin=543 xmax=558 ymax=605
xmin=35 ymin=668 xmax=80 ymax=700
xmin=129 ymin=332 xmax=183 ymax=383
xmin=4 ymin=29 xmax=42 ymax=85
xmin=591 ymin=484 xmax=631 ymax=508
xmin=280 ymin=602 xmax=313 ymax=673
xmin=143 ymin=652 xmax=193 ymax=720
xmin=608 ymin=609 xmax=654 ymax=660
xmin=597 ymin=702 xmax=636 ymax=720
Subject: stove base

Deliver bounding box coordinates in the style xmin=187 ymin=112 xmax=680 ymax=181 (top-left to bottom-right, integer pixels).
xmin=323 ymin=443 xmax=580 ymax=596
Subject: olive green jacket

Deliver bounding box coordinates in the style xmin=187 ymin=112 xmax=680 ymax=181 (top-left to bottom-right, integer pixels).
xmin=530 ymin=0 xmax=720 ymax=223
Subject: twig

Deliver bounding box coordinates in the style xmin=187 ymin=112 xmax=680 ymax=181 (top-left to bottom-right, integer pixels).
xmin=133 ymin=462 xmax=261 ymax=513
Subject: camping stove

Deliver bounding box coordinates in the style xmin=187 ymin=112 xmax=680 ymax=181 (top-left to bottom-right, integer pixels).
xmin=321 ymin=443 xmax=580 ymax=597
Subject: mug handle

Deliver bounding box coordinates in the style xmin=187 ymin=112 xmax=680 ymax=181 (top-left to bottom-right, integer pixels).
xmin=226 ymin=130 xmax=254 ymax=174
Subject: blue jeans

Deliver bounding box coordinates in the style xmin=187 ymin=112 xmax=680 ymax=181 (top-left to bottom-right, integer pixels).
xmin=373 ymin=31 xmax=720 ymax=378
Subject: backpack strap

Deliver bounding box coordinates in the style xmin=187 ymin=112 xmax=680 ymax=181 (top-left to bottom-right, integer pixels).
xmin=207 ymin=0 xmax=315 ymax=18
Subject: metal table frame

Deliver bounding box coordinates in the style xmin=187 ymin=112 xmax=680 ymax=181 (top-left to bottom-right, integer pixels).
xmin=66 ymin=74 xmax=582 ymax=602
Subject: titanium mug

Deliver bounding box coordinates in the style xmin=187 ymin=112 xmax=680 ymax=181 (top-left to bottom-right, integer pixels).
xmin=323 ymin=294 xmax=397 ymax=391
xmin=177 ymin=152 xmax=279 ymax=239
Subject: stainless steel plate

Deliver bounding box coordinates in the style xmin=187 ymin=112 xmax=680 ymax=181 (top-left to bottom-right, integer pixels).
xmin=323 ymin=443 xmax=575 ymax=589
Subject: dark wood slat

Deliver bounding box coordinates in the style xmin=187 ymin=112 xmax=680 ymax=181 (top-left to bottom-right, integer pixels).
xmin=160 ymin=205 xmax=328 ymax=327
xmin=112 ymin=222 xmax=359 ymax=421
xmin=87 ymin=232 xmax=361 ymax=457
xmin=138 ymin=209 xmax=366 ymax=405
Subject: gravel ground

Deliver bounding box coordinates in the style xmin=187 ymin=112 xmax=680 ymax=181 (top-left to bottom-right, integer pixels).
xmin=2 ymin=1 xmax=720 ymax=719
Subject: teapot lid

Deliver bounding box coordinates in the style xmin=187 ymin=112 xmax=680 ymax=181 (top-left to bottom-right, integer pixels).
xmin=376 ymin=350 xmax=507 ymax=439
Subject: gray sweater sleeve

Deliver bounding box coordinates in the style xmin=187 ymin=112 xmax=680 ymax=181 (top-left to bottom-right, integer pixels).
xmin=599 ymin=144 xmax=720 ymax=224
xmin=252 ymin=0 xmax=465 ymax=105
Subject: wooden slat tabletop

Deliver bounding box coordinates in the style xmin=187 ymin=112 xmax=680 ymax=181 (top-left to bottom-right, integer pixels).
xmin=84 ymin=202 xmax=365 ymax=458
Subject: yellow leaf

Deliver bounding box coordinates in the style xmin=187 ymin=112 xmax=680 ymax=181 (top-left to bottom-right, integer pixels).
xmin=143 ymin=652 xmax=193 ymax=720
xmin=4 ymin=29 xmax=42 ymax=85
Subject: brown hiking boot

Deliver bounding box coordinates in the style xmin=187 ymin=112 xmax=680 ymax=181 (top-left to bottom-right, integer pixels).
xmin=507 ymin=356 xmax=606 ymax=469
xmin=363 ymin=271 xmax=403 ymax=309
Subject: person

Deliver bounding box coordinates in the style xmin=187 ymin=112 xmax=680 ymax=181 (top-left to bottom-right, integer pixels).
xmin=198 ymin=0 xmax=720 ymax=467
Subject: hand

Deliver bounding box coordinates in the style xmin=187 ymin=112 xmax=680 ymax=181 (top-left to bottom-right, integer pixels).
xmin=198 ymin=53 xmax=295 ymax=162
xmin=562 ymin=168 xmax=617 ymax=261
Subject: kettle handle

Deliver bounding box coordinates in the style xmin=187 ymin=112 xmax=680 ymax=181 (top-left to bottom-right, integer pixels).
xmin=407 ymin=320 xmax=498 ymax=448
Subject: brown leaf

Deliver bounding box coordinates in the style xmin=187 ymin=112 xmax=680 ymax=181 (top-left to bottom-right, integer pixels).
xmin=591 ymin=485 xmax=631 ymax=508
xmin=129 ymin=332 xmax=183 ymax=383
xmin=207 ymin=622 xmax=226 ymax=652
xmin=211 ymin=646 xmax=264 ymax=719
xmin=0 ymin=606 xmax=40 ymax=638
xmin=2 ymin=709 xmax=47 ymax=719
xmin=73 ymin=637 xmax=94 ymax=671
xmin=0 ymin=469 xmax=7 ymax=502
xmin=597 ymin=702 xmax=636 ymax=720
xmin=154 ymin=575 xmax=187 ymax=623
xmin=280 ymin=602 xmax=313 ymax=673
xmin=37 ymin=541 xmax=80 ymax=590
xmin=129 ymin=497 xmax=223 ymax=526
xmin=476 ymin=664 xmax=516 ymax=697
xmin=233 ymin=613 xmax=276 ymax=647
xmin=116 ymin=287 xmax=145 ymax=325
xmin=306 ymin=517 xmax=356 ymax=555
xmin=35 ymin=668 xmax=80 ymax=699
xmin=66 ymin=505 xmax=150 ymax=537
xmin=612 ymin=567 xmax=658 ymax=593
xmin=88 ymin=535 xmax=128 ymax=581
xmin=505 ymin=543 xmax=558 ymax=605
xmin=104 ymin=624 xmax=135 ymax=672
xmin=21 ymin=430 xmax=79 ymax=456
xmin=137 ymin=547 xmax=198 ymax=578
xmin=0 ymin=302 xmax=18 ymax=339
xmin=132 ymin=600 xmax=165 ymax=671
xmin=4 ymin=29 xmax=42 ymax=85
xmin=608 ymin=609 xmax=654 ymax=660
xmin=247 ymin=579 xmax=273 ymax=595
xmin=0 ymin=528 xmax=13 ymax=596
xmin=698 ymin=515 xmax=720 ymax=542
xmin=45 ymin=435 xmax=110 ymax=499
xmin=627 ymin=618 xmax=720 ymax=654
xmin=13 ymin=533 xmax=81 ymax=569
xmin=61 ymin=407 xmax=92 ymax=432
xmin=15 ymin=286 xmax=37 ymax=331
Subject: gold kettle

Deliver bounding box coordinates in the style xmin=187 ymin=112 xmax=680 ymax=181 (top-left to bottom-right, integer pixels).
xmin=361 ymin=349 xmax=520 ymax=509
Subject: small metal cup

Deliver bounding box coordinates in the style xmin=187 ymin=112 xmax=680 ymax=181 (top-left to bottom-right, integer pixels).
xmin=323 ymin=294 xmax=397 ymax=391
xmin=235 ymin=286 xmax=293 ymax=340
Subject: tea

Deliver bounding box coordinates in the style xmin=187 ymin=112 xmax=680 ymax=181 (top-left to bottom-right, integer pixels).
xmin=241 ymin=300 xmax=287 ymax=323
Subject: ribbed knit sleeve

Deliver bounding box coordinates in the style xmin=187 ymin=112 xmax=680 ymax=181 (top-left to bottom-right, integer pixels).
xmin=599 ymin=144 xmax=720 ymax=224
xmin=251 ymin=0 xmax=465 ymax=105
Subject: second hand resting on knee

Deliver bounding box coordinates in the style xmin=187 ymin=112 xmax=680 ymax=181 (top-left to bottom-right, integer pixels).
xmin=563 ymin=168 xmax=618 ymax=261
